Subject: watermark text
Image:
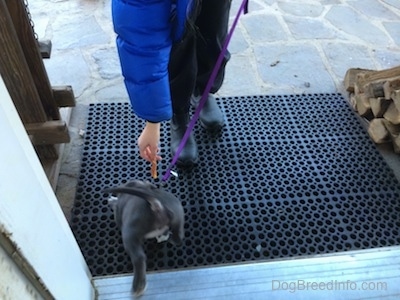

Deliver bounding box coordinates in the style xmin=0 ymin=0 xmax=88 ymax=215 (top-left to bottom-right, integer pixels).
xmin=272 ymin=280 xmax=387 ymax=293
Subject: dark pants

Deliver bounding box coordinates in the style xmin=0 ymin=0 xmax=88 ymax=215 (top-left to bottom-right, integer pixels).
xmin=169 ymin=0 xmax=232 ymax=115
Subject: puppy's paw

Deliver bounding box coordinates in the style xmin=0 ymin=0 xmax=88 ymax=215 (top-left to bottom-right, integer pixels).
xmin=132 ymin=281 xmax=147 ymax=298
xmin=132 ymin=285 xmax=146 ymax=298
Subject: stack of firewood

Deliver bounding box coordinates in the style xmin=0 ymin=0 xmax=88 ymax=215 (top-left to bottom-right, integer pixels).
xmin=344 ymin=65 xmax=400 ymax=153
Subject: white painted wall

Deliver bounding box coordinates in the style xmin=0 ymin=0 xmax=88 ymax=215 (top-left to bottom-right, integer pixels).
xmin=0 ymin=245 xmax=43 ymax=300
xmin=0 ymin=76 xmax=95 ymax=300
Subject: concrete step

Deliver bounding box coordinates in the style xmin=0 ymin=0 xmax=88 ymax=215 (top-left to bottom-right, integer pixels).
xmin=94 ymin=246 xmax=400 ymax=300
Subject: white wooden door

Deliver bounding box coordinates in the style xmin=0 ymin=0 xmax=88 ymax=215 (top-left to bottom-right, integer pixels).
xmin=0 ymin=75 xmax=95 ymax=300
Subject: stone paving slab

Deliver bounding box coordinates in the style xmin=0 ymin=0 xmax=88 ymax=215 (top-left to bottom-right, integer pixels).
xmin=384 ymin=0 xmax=400 ymax=10
xmin=284 ymin=15 xmax=341 ymax=40
xmin=255 ymin=44 xmax=337 ymax=93
xmin=277 ymin=2 xmax=325 ymax=17
xmin=349 ymin=0 xmax=400 ymax=20
xmin=325 ymin=6 xmax=391 ymax=45
xmin=43 ymin=49 xmax=91 ymax=98
xmin=384 ymin=21 xmax=400 ymax=45
xmin=26 ymin=0 xmax=400 ymax=220
xmin=322 ymin=43 xmax=377 ymax=79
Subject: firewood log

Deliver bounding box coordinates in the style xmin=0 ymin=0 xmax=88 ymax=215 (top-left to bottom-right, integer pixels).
xmin=391 ymin=89 xmax=400 ymax=111
xmin=344 ymin=68 xmax=374 ymax=93
xmin=384 ymin=121 xmax=400 ymax=153
xmin=384 ymin=102 xmax=400 ymax=124
xmin=367 ymin=118 xmax=390 ymax=144
xmin=369 ymin=97 xmax=391 ymax=118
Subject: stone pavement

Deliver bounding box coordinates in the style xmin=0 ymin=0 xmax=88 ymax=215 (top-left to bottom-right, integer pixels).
xmin=28 ymin=0 xmax=400 ymax=221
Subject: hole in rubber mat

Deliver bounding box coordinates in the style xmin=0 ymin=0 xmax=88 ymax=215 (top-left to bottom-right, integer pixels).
xmin=70 ymin=93 xmax=400 ymax=277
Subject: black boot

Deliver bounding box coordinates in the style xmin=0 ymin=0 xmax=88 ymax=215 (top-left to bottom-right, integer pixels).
xmin=191 ymin=93 xmax=224 ymax=133
xmin=170 ymin=113 xmax=198 ymax=168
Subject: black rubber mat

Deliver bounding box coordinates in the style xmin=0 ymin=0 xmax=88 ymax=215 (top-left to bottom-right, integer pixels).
xmin=70 ymin=93 xmax=400 ymax=277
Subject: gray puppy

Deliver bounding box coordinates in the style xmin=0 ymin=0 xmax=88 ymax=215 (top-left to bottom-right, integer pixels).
xmin=104 ymin=180 xmax=185 ymax=297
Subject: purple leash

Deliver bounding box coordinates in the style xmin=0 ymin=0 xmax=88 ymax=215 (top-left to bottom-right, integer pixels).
xmin=162 ymin=0 xmax=249 ymax=182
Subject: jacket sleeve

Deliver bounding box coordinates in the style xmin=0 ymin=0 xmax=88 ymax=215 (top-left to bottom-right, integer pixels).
xmin=112 ymin=0 xmax=173 ymax=122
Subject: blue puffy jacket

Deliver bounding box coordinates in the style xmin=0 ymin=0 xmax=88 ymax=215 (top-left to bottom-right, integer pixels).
xmin=112 ymin=0 xmax=194 ymax=122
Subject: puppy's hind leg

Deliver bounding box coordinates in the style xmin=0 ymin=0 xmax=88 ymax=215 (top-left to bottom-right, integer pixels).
xmin=169 ymin=205 xmax=185 ymax=246
xmin=123 ymin=235 xmax=147 ymax=297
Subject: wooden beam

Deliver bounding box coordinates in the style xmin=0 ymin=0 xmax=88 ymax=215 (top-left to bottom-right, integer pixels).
xmin=5 ymin=0 xmax=60 ymax=120
xmin=26 ymin=120 xmax=70 ymax=145
xmin=34 ymin=145 xmax=59 ymax=160
xmin=38 ymin=40 xmax=52 ymax=59
xmin=52 ymin=86 xmax=76 ymax=107
xmin=0 ymin=0 xmax=47 ymax=124
xmin=41 ymin=107 xmax=73 ymax=190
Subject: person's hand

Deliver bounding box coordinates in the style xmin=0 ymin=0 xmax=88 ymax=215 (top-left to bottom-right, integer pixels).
xmin=138 ymin=121 xmax=162 ymax=162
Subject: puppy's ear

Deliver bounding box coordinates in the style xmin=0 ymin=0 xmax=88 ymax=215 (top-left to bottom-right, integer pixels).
xmin=142 ymin=180 xmax=158 ymax=190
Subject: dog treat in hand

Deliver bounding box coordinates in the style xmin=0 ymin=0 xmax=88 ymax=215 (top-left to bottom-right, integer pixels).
xmin=151 ymin=159 xmax=157 ymax=179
